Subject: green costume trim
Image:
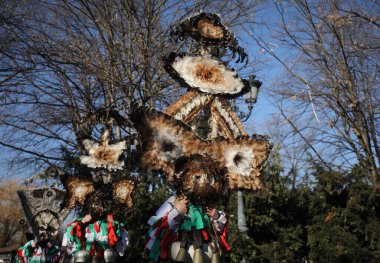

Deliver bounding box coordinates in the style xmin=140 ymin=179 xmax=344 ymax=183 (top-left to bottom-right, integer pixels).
xmin=65 ymin=218 xmax=125 ymax=255
xmin=180 ymin=204 xmax=210 ymax=231
xmin=149 ymin=229 xmax=166 ymax=261
xmin=21 ymin=240 xmax=59 ymax=263
xmin=66 ymin=222 xmax=84 ymax=253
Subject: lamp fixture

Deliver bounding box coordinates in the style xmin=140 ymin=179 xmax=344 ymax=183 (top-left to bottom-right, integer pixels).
xmin=233 ymin=74 xmax=262 ymax=122
xmin=244 ymin=75 xmax=262 ymax=104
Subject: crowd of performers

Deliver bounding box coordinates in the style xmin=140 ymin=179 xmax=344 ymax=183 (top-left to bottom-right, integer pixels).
xmin=16 ymin=196 xmax=229 ymax=263
xmin=16 ymin=213 xmax=129 ymax=263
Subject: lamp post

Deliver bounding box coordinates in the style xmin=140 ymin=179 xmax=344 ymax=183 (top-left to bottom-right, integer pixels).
xmin=245 ymin=75 xmax=262 ymax=104
xmin=239 ymin=75 xmax=262 ymax=122
xmin=237 ymin=75 xmax=262 ymax=236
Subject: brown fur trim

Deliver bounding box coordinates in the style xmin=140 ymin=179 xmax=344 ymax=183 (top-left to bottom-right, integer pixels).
xmin=193 ymin=63 xmax=223 ymax=83
xmin=173 ymin=155 xmax=227 ymax=204
xmin=183 ymin=137 xmax=272 ymax=190
xmin=182 ymin=102 xmax=207 ymax=124
xmin=209 ymin=98 xmax=248 ymax=138
xmin=165 ymin=90 xmax=214 ymax=124
xmin=113 ymin=179 xmax=135 ymax=208
xmin=164 ymin=90 xmax=199 ymax=116
xmin=216 ymin=98 xmax=248 ymax=136
xmin=130 ymin=107 xmax=202 ymax=179
xmin=170 ymin=13 xmax=248 ymax=64
xmin=210 ymin=102 xmax=236 ymax=139
xmin=66 ymin=178 xmax=95 ymax=209
xmin=209 ymin=112 xmax=219 ymax=139
xmin=164 ymin=53 xmax=250 ymax=98
xmin=211 ymin=137 xmax=271 ymax=190
xmin=197 ymin=19 xmax=225 ymax=39
xmin=130 ymin=107 xmax=272 ymax=190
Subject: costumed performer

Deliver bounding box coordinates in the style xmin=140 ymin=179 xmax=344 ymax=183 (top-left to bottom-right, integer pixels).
xmin=146 ymin=195 xmax=230 ymax=262
xmin=17 ymin=232 xmax=60 ymax=263
xmin=63 ymin=213 xmax=129 ymax=263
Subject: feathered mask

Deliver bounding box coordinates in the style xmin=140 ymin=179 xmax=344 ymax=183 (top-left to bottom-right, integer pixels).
xmin=173 ymin=154 xmax=227 ymax=205
xmin=170 ymin=12 xmax=247 ymax=63
xmin=61 ymin=175 xmax=135 ymax=221
xmin=130 ymin=107 xmax=271 ymax=191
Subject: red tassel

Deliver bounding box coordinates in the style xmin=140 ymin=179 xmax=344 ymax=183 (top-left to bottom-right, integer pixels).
xmin=152 ymin=217 xmax=163 ymax=229
xmin=90 ymin=243 xmax=95 ymax=256
xmin=106 ymin=214 xmax=118 ymax=247
xmin=75 ymin=223 xmax=82 ymax=239
xmin=219 ymin=227 xmax=231 ymax=251
xmin=159 ymin=217 xmax=171 ymax=259
xmin=152 ymin=215 xmax=178 ymax=260
xmin=107 ymin=223 xmax=118 ymax=247
xmin=94 ymin=222 xmax=100 ymax=233
xmin=17 ymin=249 xmax=25 ymax=263
xmin=67 ymin=220 xmax=76 ymax=227
xmin=71 ymin=222 xmax=85 ymax=248
xmin=69 ymin=223 xmax=76 ymax=237
xmin=201 ymin=229 xmax=209 ymax=241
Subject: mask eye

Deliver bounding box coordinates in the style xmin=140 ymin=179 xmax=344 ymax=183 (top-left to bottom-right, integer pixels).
xmin=194 ymin=174 xmax=214 ymax=185
xmin=233 ymin=153 xmax=244 ymax=165
xmin=161 ymin=140 xmax=175 ymax=152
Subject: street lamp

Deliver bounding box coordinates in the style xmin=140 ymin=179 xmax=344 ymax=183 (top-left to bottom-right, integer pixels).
xmin=237 ymin=74 xmax=262 ymax=237
xmin=239 ymin=75 xmax=262 ymax=122
xmin=244 ymin=75 xmax=262 ymax=104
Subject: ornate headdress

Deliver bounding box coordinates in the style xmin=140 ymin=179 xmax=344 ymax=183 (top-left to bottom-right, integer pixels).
xmin=131 ymin=13 xmax=272 ymax=202
xmin=59 ymin=128 xmax=135 ymax=221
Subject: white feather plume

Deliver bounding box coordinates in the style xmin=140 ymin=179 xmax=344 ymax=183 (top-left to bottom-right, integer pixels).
xmin=80 ymin=132 xmax=126 ymax=170
xmin=153 ymin=127 xmax=183 ymax=162
xmin=224 ymin=146 xmax=254 ymax=177
xmin=172 ymin=55 xmax=244 ymax=94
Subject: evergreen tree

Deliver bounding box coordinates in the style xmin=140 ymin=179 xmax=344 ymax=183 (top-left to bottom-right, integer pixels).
xmin=228 ymin=147 xmax=310 ymax=262
xmin=228 ymin=152 xmax=380 ymax=262
xmin=307 ymin=164 xmax=380 ymax=262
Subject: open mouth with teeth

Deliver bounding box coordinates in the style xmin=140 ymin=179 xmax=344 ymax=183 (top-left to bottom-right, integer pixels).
xmin=174 ymin=154 xmax=227 ymax=204
xmin=193 ymin=174 xmax=215 ymax=185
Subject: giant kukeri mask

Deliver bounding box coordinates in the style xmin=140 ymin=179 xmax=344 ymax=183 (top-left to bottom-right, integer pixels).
xmin=17 ymin=188 xmax=70 ymax=238
xmin=130 ymin=107 xmax=271 ymax=191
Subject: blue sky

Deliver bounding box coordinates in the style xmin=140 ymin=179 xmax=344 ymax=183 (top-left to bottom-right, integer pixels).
xmin=0 ymin=3 xmax=284 ymax=182
xmin=2 ymin=1 xmax=345 ymax=183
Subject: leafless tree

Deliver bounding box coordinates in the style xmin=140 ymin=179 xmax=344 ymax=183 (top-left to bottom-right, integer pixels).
xmin=262 ymin=110 xmax=312 ymax=189
xmin=0 ymin=0 xmax=262 ymax=178
xmin=250 ymin=0 xmax=380 ymax=191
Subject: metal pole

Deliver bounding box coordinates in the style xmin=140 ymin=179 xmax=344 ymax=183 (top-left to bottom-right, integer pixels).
xmin=237 ymin=190 xmax=248 ymax=234
xmin=237 ymin=190 xmax=249 ymax=263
